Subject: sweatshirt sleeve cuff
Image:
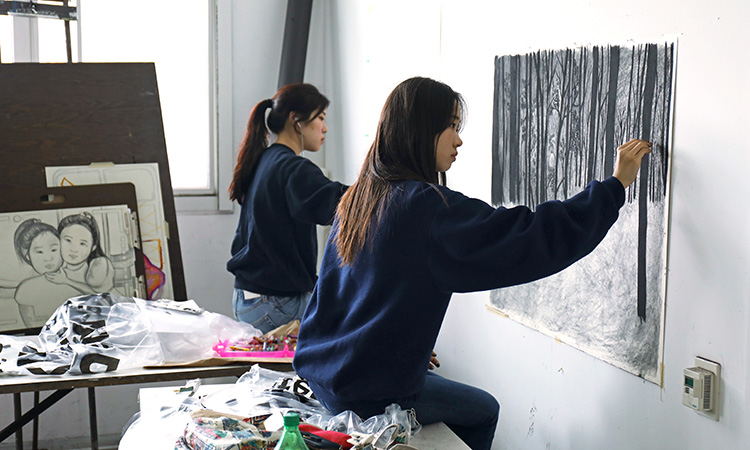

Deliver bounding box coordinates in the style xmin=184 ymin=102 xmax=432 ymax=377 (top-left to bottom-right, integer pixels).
xmin=602 ymin=176 xmax=626 ymax=208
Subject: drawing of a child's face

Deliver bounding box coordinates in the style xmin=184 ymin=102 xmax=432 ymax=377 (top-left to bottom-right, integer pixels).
xmin=28 ymin=231 xmax=62 ymax=274
xmin=60 ymin=224 xmax=94 ymax=265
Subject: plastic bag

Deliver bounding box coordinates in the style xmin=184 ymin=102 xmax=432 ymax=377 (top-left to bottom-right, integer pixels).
xmin=234 ymin=365 xmax=421 ymax=438
xmin=0 ymin=294 xmax=263 ymax=376
xmin=119 ymin=365 xmax=420 ymax=449
xmin=1 ymin=293 xmax=164 ymax=375
xmin=178 ymin=410 xmax=281 ymax=450
xmin=133 ymin=298 xmax=262 ymax=362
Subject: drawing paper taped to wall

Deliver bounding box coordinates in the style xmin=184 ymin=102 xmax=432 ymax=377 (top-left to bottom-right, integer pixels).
xmin=46 ymin=163 xmax=174 ymax=300
xmin=0 ymin=205 xmax=141 ymax=332
xmin=488 ymin=40 xmax=676 ymax=383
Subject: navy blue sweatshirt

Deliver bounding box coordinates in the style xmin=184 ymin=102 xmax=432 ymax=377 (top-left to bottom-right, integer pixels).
xmin=294 ymin=176 xmax=625 ymax=404
xmin=227 ymin=144 xmax=347 ymax=296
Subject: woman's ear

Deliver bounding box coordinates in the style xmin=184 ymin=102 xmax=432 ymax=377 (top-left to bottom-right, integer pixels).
xmin=287 ymin=111 xmax=302 ymax=133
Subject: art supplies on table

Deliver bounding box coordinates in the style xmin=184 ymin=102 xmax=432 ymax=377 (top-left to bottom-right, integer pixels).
xmin=213 ymin=334 xmax=297 ymax=359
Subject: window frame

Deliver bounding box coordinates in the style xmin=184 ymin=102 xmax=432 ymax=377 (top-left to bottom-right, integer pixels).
xmin=173 ymin=0 xmax=234 ymax=214
xmin=4 ymin=0 xmax=234 ymax=214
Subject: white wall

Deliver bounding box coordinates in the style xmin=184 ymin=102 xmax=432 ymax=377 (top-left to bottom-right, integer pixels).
xmin=4 ymin=1 xmax=749 ymax=449
xmin=321 ymin=0 xmax=750 ymax=449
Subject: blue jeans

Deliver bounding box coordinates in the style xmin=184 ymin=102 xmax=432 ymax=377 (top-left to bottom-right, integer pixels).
xmin=232 ymin=288 xmax=311 ymax=334
xmin=315 ymin=371 xmax=499 ymax=450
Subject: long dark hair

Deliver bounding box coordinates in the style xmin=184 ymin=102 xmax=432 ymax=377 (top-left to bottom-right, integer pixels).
xmin=58 ymin=212 xmax=107 ymax=263
xmin=14 ymin=218 xmax=59 ymax=266
xmin=335 ymin=77 xmax=466 ymax=265
xmin=228 ymin=83 xmax=330 ymax=204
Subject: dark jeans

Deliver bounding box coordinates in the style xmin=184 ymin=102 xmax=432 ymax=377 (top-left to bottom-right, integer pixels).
xmin=316 ymin=371 xmax=500 ymax=450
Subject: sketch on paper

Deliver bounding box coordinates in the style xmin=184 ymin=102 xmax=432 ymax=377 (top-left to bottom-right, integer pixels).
xmin=46 ymin=163 xmax=173 ymax=300
xmin=488 ymin=41 xmax=675 ymax=383
xmin=0 ymin=205 xmax=139 ymax=332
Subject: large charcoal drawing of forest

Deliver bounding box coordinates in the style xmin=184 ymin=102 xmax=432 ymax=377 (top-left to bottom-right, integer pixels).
xmin=488 ymin=42 xmax=674 ymax=383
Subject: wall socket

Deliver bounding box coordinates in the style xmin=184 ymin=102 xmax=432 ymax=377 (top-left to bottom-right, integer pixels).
xmin=683 ymin=356 xmax=720 ymax=421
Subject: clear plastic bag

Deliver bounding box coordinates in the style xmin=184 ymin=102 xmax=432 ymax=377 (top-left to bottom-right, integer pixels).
xmin=234 ymin=365 xmax=421 ymax=438
xmin=1 ymin=293 xmax=164 ymax=375
xmin=133 ymin=298 xmax=262 ymax=362
xmin=0 ymin=294 xmax=263 ymax=376
xmin=119 ymin=365 xmax=421 ymax=450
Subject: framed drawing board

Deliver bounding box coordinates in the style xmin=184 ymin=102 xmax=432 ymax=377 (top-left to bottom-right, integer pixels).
xmin=46 ymin=163 xmax=175 ymax=300
xmin=0 ymin=183 xmax=145 ymax=334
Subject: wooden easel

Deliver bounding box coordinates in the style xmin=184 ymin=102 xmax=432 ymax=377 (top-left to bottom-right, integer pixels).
xmin=0 ymin=63 xmax=187 ymax=300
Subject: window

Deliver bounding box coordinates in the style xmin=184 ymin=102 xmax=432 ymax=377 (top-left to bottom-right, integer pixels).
xmin=0 ymin=0 xmax=232 ymax=211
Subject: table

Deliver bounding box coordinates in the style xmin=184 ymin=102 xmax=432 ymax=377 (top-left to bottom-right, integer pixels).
xmin=411 ymin=422 xmax=471 ymax=449
xmin=0 ymin=362 xmax=292 ymax=450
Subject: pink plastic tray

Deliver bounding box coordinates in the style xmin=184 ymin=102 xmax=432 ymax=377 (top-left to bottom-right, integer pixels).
xmin=213 ymin=340 xmax=295 ymax=358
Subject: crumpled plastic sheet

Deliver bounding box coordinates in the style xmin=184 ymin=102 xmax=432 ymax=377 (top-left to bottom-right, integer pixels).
xmin=234 ymin=365 xmax=421 ymax=437
xmin=0 ymin=293 xmax=164 ymax=375
xmin=118 ymin=365 xmax=421 ymax=450
xmin=0 ymin=293 xmax=262 ymax=376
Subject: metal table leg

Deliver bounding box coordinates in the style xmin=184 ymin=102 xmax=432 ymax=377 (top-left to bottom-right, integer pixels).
xmin=88 ymin=387 xmax=98 ymax=450
xmin=13 ymin=393 xmax=22 ymax=450
xmin=1 ymin=390 xmax=73 ymax=445
xmin=32 ymin=392 xmax=39 ymax=450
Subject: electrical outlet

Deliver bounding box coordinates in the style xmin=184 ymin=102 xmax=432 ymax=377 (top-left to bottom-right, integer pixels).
xmin=682 ymin=356 xmax=720 ymax=421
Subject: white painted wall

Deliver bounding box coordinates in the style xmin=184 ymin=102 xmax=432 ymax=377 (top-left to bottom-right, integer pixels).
xmin=3 ymin=1 xmax=749 ymax=449
xmin=319 ymin=0 xmax=750 ymax=449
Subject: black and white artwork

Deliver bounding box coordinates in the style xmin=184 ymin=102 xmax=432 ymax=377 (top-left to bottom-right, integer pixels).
xmin=488 ymin=41 xmax=675 ymax=383
xmin=0 ymin=205 xmax=140 ymax=332
xmin=46 ymin=163 xmax=174 ymax=300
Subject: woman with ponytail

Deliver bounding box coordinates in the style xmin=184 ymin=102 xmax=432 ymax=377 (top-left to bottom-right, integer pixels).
xmin=293 ymin=77 xmax=651 ymax=449
xmin=227 ymin=83 xmax=347 ymax=334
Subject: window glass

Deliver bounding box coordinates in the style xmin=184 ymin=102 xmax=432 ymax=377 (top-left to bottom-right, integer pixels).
xmin=38 ymin=16 xmax=77 ymax=62
xmin=79 ymin=0 xmax=210 ymax=190
xmin=0 ymin=16 xmax=14 ymax=62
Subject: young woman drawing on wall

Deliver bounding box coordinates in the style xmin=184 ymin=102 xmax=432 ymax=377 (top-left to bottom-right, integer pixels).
xmin=293 ymin=77 xmax=651 ymax=450
xmin=227 ymin=83 xmax=347 ymax=334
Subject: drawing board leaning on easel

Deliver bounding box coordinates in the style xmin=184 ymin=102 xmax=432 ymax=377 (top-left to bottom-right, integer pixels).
xmin=0 ymin=63 xmax=188 ymax=313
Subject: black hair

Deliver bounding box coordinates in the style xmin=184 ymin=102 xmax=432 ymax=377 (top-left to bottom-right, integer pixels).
xmin=335 ymin=77 xmax=466 ymax=265
xmin=58 ymin=212 xmax=106 ymax=263
xmin=14 ymin=218 xmax=59 ymax=266
xmin=228 ymin=83 xmax=331 ymax=204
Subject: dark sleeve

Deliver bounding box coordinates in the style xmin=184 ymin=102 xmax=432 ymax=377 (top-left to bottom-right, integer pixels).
xmin=284 ymin=157 xmax=348 ymax=225
xmin=428 ymin=176 xmax=625 ymax=293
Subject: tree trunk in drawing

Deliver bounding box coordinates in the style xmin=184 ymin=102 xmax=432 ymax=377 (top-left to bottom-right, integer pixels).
xmin=526 ymin=56 xmax=535 ymax=206
xmin=587 ymin=46 xmax=599 ymax=186
xmin=509 ymin=55 xmax=520 ymax=203
xmin=637 ymin=44 xmax=657 ymax=321
xmin=492 ymin=56 xmax=504 ymax=206
xmin=660 ymin=44 xmax=673 ymax=197
xmin=604 ymin=46 xmax=620 ymax=177
xmin=562 ymin=49 xmax=574 ymax=198
xmin=554 ymin=50 xmax=570 ymax=198
xmin=533 ymin=52 xmax=547 ymax=203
